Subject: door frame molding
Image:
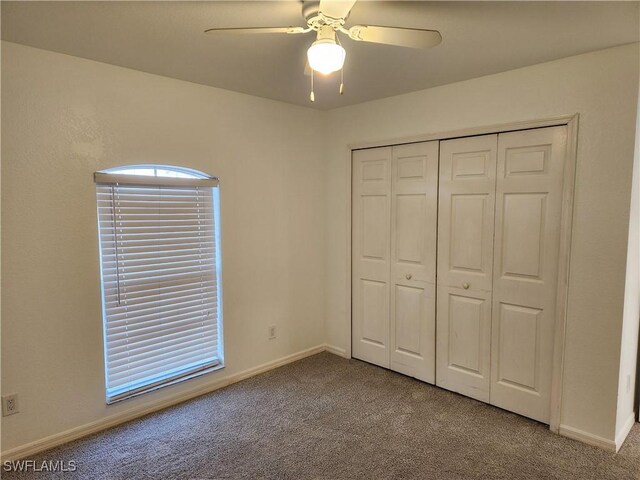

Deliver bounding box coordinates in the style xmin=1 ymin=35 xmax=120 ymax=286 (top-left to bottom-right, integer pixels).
xmin=345 ymin=113 xmax=579 ymax=434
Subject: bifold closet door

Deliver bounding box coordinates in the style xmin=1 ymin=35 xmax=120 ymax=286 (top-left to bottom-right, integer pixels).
xmin=489 ymin=126 xmax=567 ymax=423
xmin=352 ymin=141 xmax=438 ymax=380
xmin=390 ymin=141 xmax=438 ymax=383
xmin=352 ymin=147 xmax=392 ymax=368
xmin=436 ymin=134 xmax=497 ymax=402
xmin=435 ymin=126 xmax=567 ymax=423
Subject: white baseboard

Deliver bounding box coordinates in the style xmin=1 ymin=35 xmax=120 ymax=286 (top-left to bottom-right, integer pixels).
xmin=615 ymin=412 xmax=636 ymax=452
xmin=1 ymin=344 xmax=326 ymax=462
xmin=324 ymin=344 xmax=348 ymax=358
xmin=558 ymin=424 xmax=617 ymax=452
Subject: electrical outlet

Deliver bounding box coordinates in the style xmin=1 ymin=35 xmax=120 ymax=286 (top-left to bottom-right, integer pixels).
xmin=268 ymin=325 xmax=277 ymax=340
xmin=2 ymin=394 xmax=19 ymax=416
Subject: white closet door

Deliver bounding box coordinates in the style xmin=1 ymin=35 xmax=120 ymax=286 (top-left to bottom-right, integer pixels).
xmin=489 ymin=126 xmax=567 ymax=423
xmin=390 ymin=141 xmax=438 ymax=383
xmin=352 ymin=147 xmax=392 ymax=367
xmin=436 ymin=134 xmax=497 ymax=402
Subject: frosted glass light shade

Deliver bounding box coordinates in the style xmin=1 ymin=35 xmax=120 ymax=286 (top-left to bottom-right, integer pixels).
xmin=307 ymin=40 xmax=346 ymax=74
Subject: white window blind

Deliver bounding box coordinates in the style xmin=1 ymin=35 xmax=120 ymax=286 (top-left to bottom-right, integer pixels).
xmin=95 ymin=169 xmax=222 ymax=403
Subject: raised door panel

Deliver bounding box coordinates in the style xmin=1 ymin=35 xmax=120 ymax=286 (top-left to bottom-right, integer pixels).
xmin=436 ymin=286 xmax=492 ymax=402
xmin=436 ymin=134 xmax=496 ymax=400
xmin=391 ymin=283 xmax=436 ymax=382
xmin=495 ymin=303 xmax=541 ymax=391
xmin=500 ymin=193 xmax=546 ymax=282
xmin=361 ymin=195 xmax=388 ymax=260
xmin=360 ymin=280 xmax=388 ymax=347
xmin=395 ymin=194 xmax=426 ymax=264
xmin=352 ymin=147 xmax=392 ymax=368
xmin=490 ymin=126 xmax=567 ymax=423
xmin=390 ymin=141 xmax=438 ymax=383
xmin=394 ymin=285 xmax=423 ymax=354
xmin=438 ymin=135 xmax=497 ymax=292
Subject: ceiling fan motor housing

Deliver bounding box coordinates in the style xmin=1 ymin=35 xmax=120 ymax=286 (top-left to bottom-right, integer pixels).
xmin=303 ymin=1 xmax=348 ymax=31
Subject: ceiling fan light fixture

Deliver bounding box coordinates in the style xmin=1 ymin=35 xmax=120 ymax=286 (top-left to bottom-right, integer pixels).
xmin=307 ymin=39 xmax=346 ymax=75
xmin=204 ymin=0 xmax=443 ymax=100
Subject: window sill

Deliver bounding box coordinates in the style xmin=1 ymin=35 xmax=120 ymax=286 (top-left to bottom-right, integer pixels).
xmin=106 ymin=362 xmax=225 ymax=405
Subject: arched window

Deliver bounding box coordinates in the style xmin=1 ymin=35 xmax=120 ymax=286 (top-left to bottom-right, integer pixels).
xmin=100 ymin=164 xmax=211 ymax=179
xmin=94 ymin=165 xmax=223 ymax=403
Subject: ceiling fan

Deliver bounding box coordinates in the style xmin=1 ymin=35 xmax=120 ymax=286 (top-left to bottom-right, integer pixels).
xmin=204 ymin=0 xmax=442 ymax=102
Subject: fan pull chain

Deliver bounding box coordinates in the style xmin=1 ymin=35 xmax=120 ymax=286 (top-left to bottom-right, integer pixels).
xmin=335 ymin=33 xmax=345 ymax=96
xmin=310 ymin=70 xmax=315 ymax=102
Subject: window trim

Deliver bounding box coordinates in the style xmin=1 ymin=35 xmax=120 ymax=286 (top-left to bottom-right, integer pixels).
xmin=94 ymin=172 xmax=218 ymax=188
xmin=95 ymin=165 xmax=223 ymax=404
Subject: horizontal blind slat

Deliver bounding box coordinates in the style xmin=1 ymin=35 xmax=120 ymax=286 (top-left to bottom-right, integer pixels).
xmin=107 ymin=333 xmax=218 ymax=369
xmin=103 ymin=270 xmax=216 ymax=288
xmin=106 ymin=302 xmax=217 ymax=329
xmin=103 ymin=280 xmax=216 ymax=301
xmin=100 ymin=239 xmax=215 ymax=251
xmin=105 ymin=289 xmax=216 ymax=310
xmin=106 ymin=301 xmax=217 ymax=327
xmin=106 ymin=315 xmax=218 ymax=340
xmin=108 ymin=327 xmax=218 ymax=359
xmin=102 ymin=263 xmax=215 ymax=278
xmin=107 ymin=348 xmax=218 ymax=384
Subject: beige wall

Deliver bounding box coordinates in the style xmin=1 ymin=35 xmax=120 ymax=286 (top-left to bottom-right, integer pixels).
xmin=324 ymin=43 xmax=640 ymax=443
xmin=1 ymin=42 xmax=326 ymax=452
xmin=616 ymin=77 xmax=640 ymax=444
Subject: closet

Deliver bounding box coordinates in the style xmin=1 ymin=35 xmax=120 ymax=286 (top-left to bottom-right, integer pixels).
xmin=351 ymin=125 xmax=568 ymax=424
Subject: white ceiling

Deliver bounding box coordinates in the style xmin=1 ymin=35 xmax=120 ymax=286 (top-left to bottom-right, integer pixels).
xmin=2 ymin=1 xmax=639 ymax=110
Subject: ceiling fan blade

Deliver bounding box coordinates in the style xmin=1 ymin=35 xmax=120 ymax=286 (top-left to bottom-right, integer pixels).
xmin=204 ymin=26 xmax=306 ymax=35
xmin=347 ymin=25 xmax=442 ymax=49
xmin=319 ymin=0 xmax=357 ymax=20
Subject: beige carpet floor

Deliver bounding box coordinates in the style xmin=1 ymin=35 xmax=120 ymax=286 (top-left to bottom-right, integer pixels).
xmin=3 ymin=352 xmax=639 ymax=479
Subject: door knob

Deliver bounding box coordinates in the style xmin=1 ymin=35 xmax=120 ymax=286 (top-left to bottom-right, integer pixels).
xmin=405 ymin=273 xmax=412 ymax=280
xmin=462 ymin=282 xmax=470 ymax=290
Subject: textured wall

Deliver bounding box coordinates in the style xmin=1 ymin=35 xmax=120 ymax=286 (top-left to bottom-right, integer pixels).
xmin=1 ymin=42 xmax=326 ymax=452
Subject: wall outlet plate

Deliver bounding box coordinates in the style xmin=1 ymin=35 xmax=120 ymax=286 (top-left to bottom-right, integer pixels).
xmin=2 ymin=394 xmax=19 ymax=416
xmin=268 ymin=325 xmax=277 ymax=340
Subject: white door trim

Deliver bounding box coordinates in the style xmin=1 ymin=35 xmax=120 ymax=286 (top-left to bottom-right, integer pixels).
xmin=345 ymin=114 xmax=579 ymax=434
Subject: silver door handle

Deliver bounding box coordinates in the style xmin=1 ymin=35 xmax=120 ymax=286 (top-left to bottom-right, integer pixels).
xmin=405 ymin=274 xmax=412 ymax=280
xmin=462 ymin=282 xmax=470 ymax=289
